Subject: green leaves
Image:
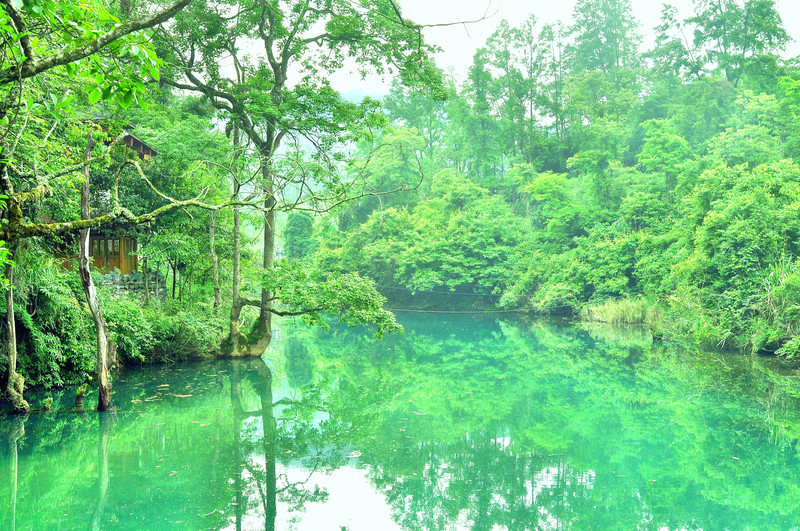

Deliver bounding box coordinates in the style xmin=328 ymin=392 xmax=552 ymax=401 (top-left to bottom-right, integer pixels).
xmin=0 ymin=0 xmax=168 ymax=119
xmin=687 ymin=0 xmax=789 ymax=85
xmin=262 ymin=260 xmax=402 ymax=338
xmin=325 ymin=170 xmax=525 ymax=300
xmin=88 ymin=88 xmax=102 ymax=105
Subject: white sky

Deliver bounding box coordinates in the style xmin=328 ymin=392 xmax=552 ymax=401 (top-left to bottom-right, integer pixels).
xmin=330 ymin=0 xmax=800 ymax=94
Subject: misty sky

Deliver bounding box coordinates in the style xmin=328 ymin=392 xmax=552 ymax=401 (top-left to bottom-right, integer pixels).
xmin=330 ymin=0 xmax=800 ymax=94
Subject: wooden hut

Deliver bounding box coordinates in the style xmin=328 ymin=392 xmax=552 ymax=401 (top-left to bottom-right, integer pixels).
xmin=117 ymin=128 xmax=158 ymax=160
xmin=89 ymin=233 xmax=139 ymax=275
xmin=86 ymin=126 xmax=157 ymax=273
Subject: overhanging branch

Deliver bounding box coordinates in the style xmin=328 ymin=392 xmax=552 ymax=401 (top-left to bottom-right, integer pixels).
xmin=239 ymin=296 xmax=324 ymax=316
xmin=0 ymin=0 xmax=193 ymax=85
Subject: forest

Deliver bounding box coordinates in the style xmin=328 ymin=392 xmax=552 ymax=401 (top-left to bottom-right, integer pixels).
xmin=1 ymin=0 xmax=800 ymax=413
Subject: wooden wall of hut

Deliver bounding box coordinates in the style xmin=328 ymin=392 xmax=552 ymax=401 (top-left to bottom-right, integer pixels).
xmin=89 ymin=235 xmax=138 ymax=275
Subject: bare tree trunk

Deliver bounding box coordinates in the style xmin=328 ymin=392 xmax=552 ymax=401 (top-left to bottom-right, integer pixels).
xmin=79 ymin=133 xmax=116 ymax=411
xmin=256 ymin=203 xmax=274 ymax=344
xmin=171 ymin=261 xmax=177 ymax=300
xmin=225 ymin=183 xmax=244 ymax=356
xmin=154 ymin=262 xmax=160 ymax=300
xmin=237 ymin=159 xmax=277 ymax=358
xmin=223 ymin=125 xmax=268 ymax=357
xmin=142 ymin=255 xmax=150 ymax=304
xmin=221 ymin=133 xmax=272 ymax=357
xmin=3 ymin=248 xmax=28 ymax=413
xmin=210 ymin=211 xmax=221 ymax=313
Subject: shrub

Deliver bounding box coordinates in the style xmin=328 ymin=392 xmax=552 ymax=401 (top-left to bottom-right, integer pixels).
xmin=102 ymin=293 xmax=155 ymax=362
xmin=11 ymin=259 xmax=95 ymax=387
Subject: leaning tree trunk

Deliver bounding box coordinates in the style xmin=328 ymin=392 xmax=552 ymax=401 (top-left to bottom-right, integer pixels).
xmin=3 ymin=249 xmax=28 ymax=414
xmin=79 ymin=133 xmax=116 ymax=411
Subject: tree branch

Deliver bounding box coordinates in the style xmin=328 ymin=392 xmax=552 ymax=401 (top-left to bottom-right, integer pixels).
xmin=0 ymin=0 xmax=193 ymax=85
xmin=0 ymin=0 xmax=34 ymax=65
xmin=239 ymin=296 xmax=324 ymax=316
xmin=383 ymin=0 xmax=496 ymax=31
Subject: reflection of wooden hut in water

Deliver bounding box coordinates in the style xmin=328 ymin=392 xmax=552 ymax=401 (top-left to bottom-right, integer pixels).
xmin=87 ymin=127 xmax=157 ymax=274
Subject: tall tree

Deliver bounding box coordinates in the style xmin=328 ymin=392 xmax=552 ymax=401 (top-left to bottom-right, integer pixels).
xmin=160 ymin=0 xmax=439 ymax=357
xmin=568 ymin=0 xmax=641 ymax=77
xmin=689 ymin=0 xmax=789 ymax=87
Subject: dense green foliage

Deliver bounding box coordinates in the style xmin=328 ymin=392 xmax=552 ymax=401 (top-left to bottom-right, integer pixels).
xmin=310 ymin=0 xmax=800 ymax=353
xmin=0 ymin=0 xmax=430 ymax=392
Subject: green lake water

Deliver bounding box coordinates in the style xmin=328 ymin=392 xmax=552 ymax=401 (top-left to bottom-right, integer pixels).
xmin=3 ymin=313 xmax=800 ymax=530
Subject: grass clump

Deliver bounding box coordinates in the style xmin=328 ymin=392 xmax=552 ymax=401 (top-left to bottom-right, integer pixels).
xmin=581 ymin=297 xmax=662 ymax=327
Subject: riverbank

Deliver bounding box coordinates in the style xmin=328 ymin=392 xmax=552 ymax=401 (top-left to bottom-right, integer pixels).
xmin=578 ymin=294 xmax=800 ymax=358
xmin=379 ymin=286 xmax=799 ymax=358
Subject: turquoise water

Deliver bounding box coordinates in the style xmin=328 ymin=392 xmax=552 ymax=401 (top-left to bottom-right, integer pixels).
xmin=2 ymin=313 xmax=800 ymax=530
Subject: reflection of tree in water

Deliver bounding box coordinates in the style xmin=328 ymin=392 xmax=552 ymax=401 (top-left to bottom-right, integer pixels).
xmin=4 ymin=415 xmax=24 ymax=531
xmin=368 ymin=433 xmax=596 ymax=531
xmin=91 ymin=413 xmax=113 ymax=531
xmin=0 ymin=358 xmax=351 ymax=530
xmin=282 ymin=313 xmax=800 ymax=530
xmin=4 ymin=315 xmax=800 ymax=529
xmin=2 ymin=409 xmax=116 ymax=530
xmin=284 ymin=337 xmax=314 ymax=389
xmin=225 ymin=359 xmax=349 ymax=530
